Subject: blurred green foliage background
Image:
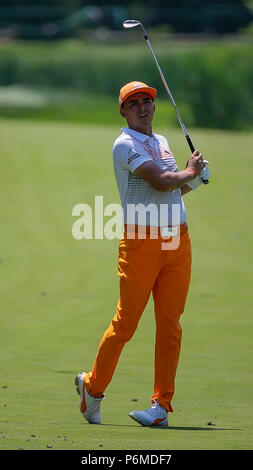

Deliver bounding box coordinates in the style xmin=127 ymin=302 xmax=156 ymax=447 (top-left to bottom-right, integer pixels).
xmin=1 ymin=1 xmax=253 ymax=37
xmin=0 ymin=39 xmax=252 ymax=130
xmin=0 ymin=1 xmax=253 ymax=131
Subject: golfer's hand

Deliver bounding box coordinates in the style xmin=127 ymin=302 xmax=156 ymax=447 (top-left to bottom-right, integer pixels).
xmin=200 ymin=161 xmax=210 ymax=180
xmin=186 ymin=150 xmax=204 ymax=175
xmin=186 ymin=160 xmax=210 ymax=190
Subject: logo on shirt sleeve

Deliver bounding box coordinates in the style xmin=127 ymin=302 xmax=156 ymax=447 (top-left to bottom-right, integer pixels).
xmin=128 ymin=151 xmax=141 ymax=164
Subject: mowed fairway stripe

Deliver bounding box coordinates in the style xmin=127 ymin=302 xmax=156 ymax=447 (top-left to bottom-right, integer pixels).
xmin=0 ymin=119 xmax=252 ymax=450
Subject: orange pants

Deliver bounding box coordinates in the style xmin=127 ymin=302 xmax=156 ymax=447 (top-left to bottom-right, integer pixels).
xmin=85 ymin=226 xmax=192 ymax=412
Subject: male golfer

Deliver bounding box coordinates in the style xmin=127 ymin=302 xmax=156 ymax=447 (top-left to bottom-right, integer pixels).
xmin=75 ymin=81 xmax=209 ymax=427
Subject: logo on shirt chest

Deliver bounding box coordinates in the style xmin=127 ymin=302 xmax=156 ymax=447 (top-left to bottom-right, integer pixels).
xmin=151 ymin=145 xmax=177 ymax=171
xmin=159 ymin=146 xmax=173 ymax=159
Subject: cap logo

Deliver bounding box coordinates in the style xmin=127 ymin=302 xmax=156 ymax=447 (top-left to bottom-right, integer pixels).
xmin=131 ymin=83 xmax=143 ymax=90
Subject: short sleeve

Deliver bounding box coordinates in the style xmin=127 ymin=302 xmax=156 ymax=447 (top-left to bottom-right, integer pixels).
xmin=113 ymin=138 xmax=152 ymax=174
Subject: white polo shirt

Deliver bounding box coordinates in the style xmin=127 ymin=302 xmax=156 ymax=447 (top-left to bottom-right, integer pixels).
xmin=113 ymin=127 xmax=187 ymax=226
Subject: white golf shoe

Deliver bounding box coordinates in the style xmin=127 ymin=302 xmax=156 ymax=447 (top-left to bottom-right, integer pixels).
xmin=75 ymin=372 xmax=105 ymax=424
xmin=129 ymin=401 xmax=168 ymax=427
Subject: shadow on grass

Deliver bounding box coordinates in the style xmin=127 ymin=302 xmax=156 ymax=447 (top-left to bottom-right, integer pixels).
xmin=83 ymin=423 xmax=240 ymax=431
xmin=159 ymin=426 xmax=239 ymax=431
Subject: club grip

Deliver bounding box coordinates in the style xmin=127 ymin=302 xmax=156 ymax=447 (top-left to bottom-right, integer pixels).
xmin=186 ymin=134 xmax=195 ymax=153
xmin=185 ymin=135 xmax=209 ymax=185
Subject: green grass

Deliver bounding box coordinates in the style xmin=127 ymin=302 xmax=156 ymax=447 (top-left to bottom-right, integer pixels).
xmin=0 ymin=85 xmax=187 ymax=128
xmin=0 ymin=118 xmax=252 ymax=450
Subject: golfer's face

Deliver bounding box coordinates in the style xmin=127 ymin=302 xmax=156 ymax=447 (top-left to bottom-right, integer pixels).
xmin=121 ymin=92 xmax=155 ymax=131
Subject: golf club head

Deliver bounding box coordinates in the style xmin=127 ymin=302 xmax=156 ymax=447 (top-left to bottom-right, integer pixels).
xmin=123 ymin=20 xmax=141 ymax=29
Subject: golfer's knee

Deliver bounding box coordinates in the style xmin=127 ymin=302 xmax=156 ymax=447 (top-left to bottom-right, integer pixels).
xmin=111 ymin=316 xmax=138 ymax=342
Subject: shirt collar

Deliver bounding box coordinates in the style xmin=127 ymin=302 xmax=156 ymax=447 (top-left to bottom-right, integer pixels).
xmin=121 ymin=127 xmax=155 ymax=142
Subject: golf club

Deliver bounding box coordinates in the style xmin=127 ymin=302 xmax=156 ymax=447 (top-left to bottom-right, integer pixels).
xmin=123 ymin=19 xmax=209 ymax=184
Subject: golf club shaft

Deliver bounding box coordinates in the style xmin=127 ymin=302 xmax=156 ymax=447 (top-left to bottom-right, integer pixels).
xmin=146 ymin=37 xmax=189 ymax=139
xmin=142 ymin=27 xmax=208 ymax=184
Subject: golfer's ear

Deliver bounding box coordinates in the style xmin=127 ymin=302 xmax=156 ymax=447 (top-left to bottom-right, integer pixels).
xmin=120 ymin=107 xmax=125 ymax=118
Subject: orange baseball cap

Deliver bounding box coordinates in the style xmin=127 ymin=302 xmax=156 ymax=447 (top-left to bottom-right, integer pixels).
xmin=119 ymin=81 xmax=157 ymax=107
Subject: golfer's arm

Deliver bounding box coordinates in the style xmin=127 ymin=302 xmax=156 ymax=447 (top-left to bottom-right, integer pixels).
xmin=134 ymin=161 xmax=195 ymax=192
